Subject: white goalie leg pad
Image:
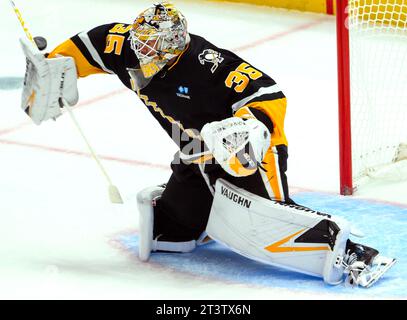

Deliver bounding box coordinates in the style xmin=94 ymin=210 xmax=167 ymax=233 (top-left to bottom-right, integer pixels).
xmin=136 ymin=185 xmax=165 ymax=262
xmin=136 ymin=185 xmax=198 ymax=261
xmin=323 ymin=216 xmax=351 ymax=285
xmin=206 ymin=179 xmax=351 ymax=284
xmin=20 ymin=37 xmax=79 ymax=125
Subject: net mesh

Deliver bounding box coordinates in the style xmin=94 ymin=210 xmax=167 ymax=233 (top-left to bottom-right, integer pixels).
xmin=348 ymin=0 xmax=407 ymax=186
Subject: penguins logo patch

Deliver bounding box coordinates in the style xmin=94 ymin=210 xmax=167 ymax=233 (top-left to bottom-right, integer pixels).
xmin=198 ymin=49 xmax=224 ymax=73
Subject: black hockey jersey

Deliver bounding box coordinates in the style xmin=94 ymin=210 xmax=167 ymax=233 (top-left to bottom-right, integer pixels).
xmin=48 ymin=23 xmax=288 ymax=159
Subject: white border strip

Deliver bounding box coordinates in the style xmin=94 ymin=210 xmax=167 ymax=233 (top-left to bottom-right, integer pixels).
xmin=78 ymin=31 xmax=114 ymax=74
xmin=231 ymin=84 xmax=282 ymax=111
xmin=154 ymin=239 xmax=196 ymax=253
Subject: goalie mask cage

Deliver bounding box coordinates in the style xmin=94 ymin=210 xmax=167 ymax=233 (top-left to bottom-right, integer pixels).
xmin=336 ymin=0 xmax=407 ymax=195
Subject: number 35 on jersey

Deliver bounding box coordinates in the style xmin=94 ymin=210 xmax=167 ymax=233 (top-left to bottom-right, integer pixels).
xmin=225 ymin=63 xmax=263 ymax=93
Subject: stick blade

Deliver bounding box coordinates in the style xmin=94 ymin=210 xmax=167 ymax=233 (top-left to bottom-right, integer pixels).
xmin=109 ymin=185 xmax=124 ymax=204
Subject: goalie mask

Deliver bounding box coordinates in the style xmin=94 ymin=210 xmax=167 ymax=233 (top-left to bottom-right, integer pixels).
xmin=129 ymin=2 xmax=189 ymax=79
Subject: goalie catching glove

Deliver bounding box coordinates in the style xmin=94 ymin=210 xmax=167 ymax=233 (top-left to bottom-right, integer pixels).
xmin=200 ymin=116 xmax=271 ymax=177
xmin=20 ymin=37 xmax=79 ymax=125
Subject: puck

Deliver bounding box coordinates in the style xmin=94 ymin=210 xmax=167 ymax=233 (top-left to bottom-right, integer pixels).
xmin=34 ymin=36 xmax=47 ymax=51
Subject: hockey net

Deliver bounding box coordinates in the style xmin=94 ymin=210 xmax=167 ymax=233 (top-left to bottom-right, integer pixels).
xmin=340 ymin=0 xmax=407 ymax=193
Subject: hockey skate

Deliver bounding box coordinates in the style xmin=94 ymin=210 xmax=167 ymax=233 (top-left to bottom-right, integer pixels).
xmin=338 ymin=240 xmax=396 ymax=288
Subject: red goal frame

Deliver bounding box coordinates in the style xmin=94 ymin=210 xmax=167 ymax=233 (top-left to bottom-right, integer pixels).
xmin=336 ymin=0 xmax=353 ymax=195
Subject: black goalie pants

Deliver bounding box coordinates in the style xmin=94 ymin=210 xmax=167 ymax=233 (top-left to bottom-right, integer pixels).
xmin=153 ymin=145 xmax=293 ymax=242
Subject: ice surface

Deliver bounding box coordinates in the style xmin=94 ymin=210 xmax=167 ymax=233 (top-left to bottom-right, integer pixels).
xmin=0 ymin=0 xmax=406 ymax=299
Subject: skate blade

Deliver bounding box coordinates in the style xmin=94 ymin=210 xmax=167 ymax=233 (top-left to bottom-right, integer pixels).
xmin=363 ymin=258 xmax=396 ymax=288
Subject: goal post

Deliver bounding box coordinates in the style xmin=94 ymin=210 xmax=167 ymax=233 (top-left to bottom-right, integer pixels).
xmin=336 ymin=0 xmax=407 ymax=195
xmin=336 ymin=0 xmax=353 ymax=195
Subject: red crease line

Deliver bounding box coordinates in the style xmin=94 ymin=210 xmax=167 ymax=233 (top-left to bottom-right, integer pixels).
xmin=0 ymin=138 xmax=170 ymax=171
